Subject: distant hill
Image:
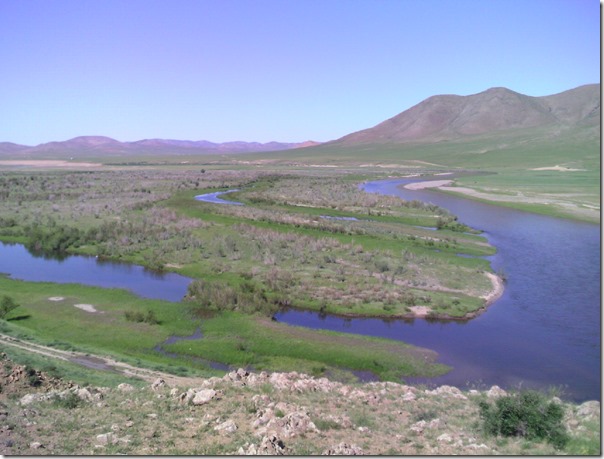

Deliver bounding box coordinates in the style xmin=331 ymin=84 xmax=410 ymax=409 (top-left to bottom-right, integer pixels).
xmin=0 ymin=136 xmax=321 ymax=157
xmin=332 ymin=84 xmax=600 ymax=145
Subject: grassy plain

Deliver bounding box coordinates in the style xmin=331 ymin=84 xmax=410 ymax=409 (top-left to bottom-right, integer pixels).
xmin=0 ymin=275 xmax=447 ymax=382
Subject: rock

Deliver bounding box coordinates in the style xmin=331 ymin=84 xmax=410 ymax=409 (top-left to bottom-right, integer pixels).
xmin=29 ymin=442 xmax=44 ymax=449
xmin=117 ymin=383 xmax=135 ymax=393
xmin=486 ymin=385 xmax=507 ymax=398
xmin=76 ymin=388 xmax=93 ymax=401
xmin=253 ymin=408 xmax=275 ymax=429
xmin=214 ymin=419 xmax=238 ymax=434
xmin=256 ymin=409 xmax=319 ymax=438
xmin=237 ymin=433 xmax=288 ymax=455
xmin=437 ymin=433 xmax=452 ymax=443
xmin=402 ymin=391 xmax=416 ymax=401
xmin=577 ymin=400 xmax=600 ymax=420
xmin=192 ymin=389 xmax=218 ymax=406
xmin=410 ymin=420 xmax=427 ymax=435
xmin=277 ymin=411 xmax=319 ymax=438
xmin=169 ymin=388 xmax=180 ymax=397
xmin=19 ymin=394 xmax=42 ymax=406
xmin=96 ymin=433 xmax=117 ymax=446
xmin=259 ymin=434 xmax=287 ymax=455
xmin=322 ymin=442 xmax=364 ymax=455
xmin=425 ymin=385 xmax=467 ymax=400
xmin=151 ymin=378 xmax=165 ymax=392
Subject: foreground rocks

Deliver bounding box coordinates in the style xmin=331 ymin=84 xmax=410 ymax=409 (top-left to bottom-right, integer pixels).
xmin=0 ymin=355 xmax=600 ymax=455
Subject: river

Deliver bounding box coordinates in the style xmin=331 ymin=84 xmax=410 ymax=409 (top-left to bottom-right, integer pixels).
xmin=0 ymin=178 xmax=599 ymax=401
xmin=276 ymin=178 xmax=601 ymax=402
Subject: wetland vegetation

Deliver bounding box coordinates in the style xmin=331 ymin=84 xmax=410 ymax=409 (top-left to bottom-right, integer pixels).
xmin=0 ymin=164 xmax=499 ymax=381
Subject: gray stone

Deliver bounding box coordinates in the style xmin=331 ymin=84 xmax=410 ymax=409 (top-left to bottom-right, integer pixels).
xmin=192 ymin=389 xmax=218 ymax=406
xmin=322 ymin=442 xmax=364 ymax=455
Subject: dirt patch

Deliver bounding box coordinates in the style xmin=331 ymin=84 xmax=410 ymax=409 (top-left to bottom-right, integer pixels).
xmin=481 ymin=272 xmax=505 ymax=306
xmin=530 ymin=165 xmax=586 ymax=171
xmin=408 ymin=306 xmax=432 ymax=317
xmin=0 ymin=160 xmax=101 ymax=168
xmin=74 ymin=304 xmax=99 ymax=313
xmin=404 ymin=180 xmax=453 ymax=190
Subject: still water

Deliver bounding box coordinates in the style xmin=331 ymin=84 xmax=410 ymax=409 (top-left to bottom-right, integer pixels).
xmin=277 ymin=178 xmax=601 ymax=402
xmin=0 ymin=242 xmax=191 ymax=302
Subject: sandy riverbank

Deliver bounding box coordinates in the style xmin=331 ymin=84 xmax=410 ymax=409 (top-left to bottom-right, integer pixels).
xmin=404 ymin=179 xmax=453 ymax=190
xmin=481 ymin=272 xmax=505 ymax=306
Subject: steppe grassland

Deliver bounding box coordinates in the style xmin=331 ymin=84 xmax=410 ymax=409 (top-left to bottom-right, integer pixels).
xmin=242 ymin=124 xmax=599 ymax=222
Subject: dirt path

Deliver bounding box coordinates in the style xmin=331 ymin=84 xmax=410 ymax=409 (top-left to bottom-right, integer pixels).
xmin=0 ymin=333 xmax=206 ymax=388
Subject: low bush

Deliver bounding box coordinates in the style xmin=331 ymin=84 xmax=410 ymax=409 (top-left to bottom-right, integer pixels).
xmin=479 ymin=390 xmax=569 ymax=448
xmin=0 ymin=295 xmax=19 ymax=319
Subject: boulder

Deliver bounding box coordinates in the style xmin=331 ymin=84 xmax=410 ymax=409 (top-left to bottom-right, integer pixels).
xmin=322 ymin=442 xmax=364 ymax=455
xmin=238 ymin=434 xmax=287 ymax=455
xmin=486 ymin=385 xmax=507 ymax=398
xmin=425 ymin=385 xmax=467 ymax=400
xmin=192 ymin=389 xmax=218 ymax=406
xmin=117 ymin=383 xmax=135 ymax=393
xmin=151 ymin=378 xmax=165 ymax=392
xmin=214 ymin=419 xmax=238 ymax=434
xmin=577 ymin=400 xmax=600 ymax=421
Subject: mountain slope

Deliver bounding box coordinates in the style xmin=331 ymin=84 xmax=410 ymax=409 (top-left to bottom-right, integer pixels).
xmin=334 ymin=84 xmax=600 ymax=145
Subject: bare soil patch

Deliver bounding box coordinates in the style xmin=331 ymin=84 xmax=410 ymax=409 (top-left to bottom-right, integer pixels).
xmin=0 ymin=160 xmax=101 ymax=168
xmin=74 ymin=303 xmax=99 ymax=313
xmin=404 ymin=179 xmax=453 ymax=190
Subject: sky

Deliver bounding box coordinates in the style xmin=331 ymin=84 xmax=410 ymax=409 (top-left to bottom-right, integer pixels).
xmin=1 ymin=0 xmax=600 ymax=145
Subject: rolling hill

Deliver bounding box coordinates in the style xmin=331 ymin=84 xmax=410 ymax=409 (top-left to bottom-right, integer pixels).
xmin=332 ymin=84 xmax=599 ymax=145
xmin=0 ymin=136 xmax=321 ymax=157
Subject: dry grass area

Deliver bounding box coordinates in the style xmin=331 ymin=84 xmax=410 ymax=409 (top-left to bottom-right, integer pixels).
xmin=0 ymin=354 xmax=599 ymax=456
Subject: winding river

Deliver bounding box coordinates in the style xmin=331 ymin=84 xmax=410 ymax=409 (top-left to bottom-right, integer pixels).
xmin=0 ymin=178 xmax=599 ymax=402
xmin=276 ymin=178 xmax=600 ymax=402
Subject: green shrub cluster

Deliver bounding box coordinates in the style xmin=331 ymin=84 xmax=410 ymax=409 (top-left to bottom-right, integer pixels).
xmin=124 ymin=309 xmax=160 ymax=325
xmin=186 ymin=279 xmax=277 ymax=316
xmin=479 ymin=390 xmax=569 ymax=448
xmin=0 ymin=295 xmax=19 ymax=319
xmin=24 ymin=222 xmax=87 ymax=254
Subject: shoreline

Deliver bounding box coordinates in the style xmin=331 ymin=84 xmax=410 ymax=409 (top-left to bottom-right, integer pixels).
xmin=400 ymin=178 xmax=599 ymax=224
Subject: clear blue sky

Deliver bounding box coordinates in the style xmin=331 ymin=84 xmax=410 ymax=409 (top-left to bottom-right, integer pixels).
xmin=1 ymin=0 xmax=600 ymax=145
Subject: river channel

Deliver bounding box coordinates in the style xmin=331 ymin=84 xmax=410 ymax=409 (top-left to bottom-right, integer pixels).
xmin=276 ymin=177 xmax=600 ymax=402
xmin=0 ymin=177 xmax=599 ymax=402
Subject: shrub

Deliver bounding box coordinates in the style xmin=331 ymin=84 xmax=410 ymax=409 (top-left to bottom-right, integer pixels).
xmin=0 ymin=295 xmax=19 ymax=319
xmin=479 ymin=390 xmax=569 ymax=448
xmin=124 ymin=309 xmax=160 ymax=325
xmin=52 ymin=392 xmax=82 ymax=409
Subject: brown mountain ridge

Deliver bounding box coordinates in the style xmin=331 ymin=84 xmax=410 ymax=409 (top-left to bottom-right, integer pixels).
xmin=333 ymin=84 xmax=600 ymax=145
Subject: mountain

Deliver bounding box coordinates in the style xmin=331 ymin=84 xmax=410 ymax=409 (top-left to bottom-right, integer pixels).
xmin=333 ymin=84 xmax=600 ymax=145
xmin=1 ymin=137 xmax=321 ymax=157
